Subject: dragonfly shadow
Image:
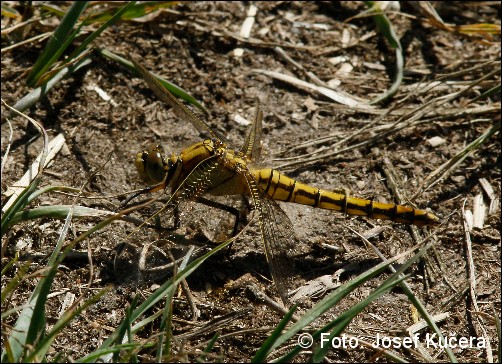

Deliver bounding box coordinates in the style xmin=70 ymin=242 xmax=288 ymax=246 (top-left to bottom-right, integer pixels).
xmin=104 ymin=233 xmax=393 ymax=305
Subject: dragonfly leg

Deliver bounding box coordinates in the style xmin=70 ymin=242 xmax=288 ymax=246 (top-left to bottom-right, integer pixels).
xmin=172 ymin=203 xmax=181 ymax=230
xmin=195 ymin=197 xmax=241 ymax=237
xmin=120 ymin=182 xmax=166 ymax=208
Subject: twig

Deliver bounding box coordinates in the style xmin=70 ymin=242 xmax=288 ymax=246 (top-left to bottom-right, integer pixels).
xmin=246 ymin=283 xmax=300 ymax=322
xmin=462 ymin=201 xmax=494 ymax=362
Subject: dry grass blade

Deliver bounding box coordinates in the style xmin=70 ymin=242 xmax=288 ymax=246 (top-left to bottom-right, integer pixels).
xmin=347 ymin=222 xmax=456 ymax=362
xmin=1 ymin=101 xmax=49 ymax=238
xmin=2 ymin=134 xmax=66 ymax=213
xmin=274 ymin=46 xmax=328 ymax=88
xmin=175 ymin=308 xmax=253 ymax=340
xmin=276 ymin=66 xmax=499 ymax=171
xmin=1 ymin=32 xmax=51 ymax=53
xmin=1 ymin=118 xmax=14 ymax=177
xmin=479 ymin=178 xmax=499 ymax=215
xmin=412 ymin=120 xmax=500 ymax=200
xmin=252 ymin=69 xmax=372 ymax=108
xmin=462 ymin=201 xmax=495 ymax=362
xmin=411 ymin=1 xmax=501 ymax=40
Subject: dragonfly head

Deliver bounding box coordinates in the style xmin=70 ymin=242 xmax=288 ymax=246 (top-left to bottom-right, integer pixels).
xmin=135 ymin=144 xmax=179 ymax=187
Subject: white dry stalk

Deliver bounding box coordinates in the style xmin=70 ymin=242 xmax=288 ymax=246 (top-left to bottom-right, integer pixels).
xmin=478 ymin=177 xmax=498 ymax=215
xmin=464 ymin=209 xmax=474 ymax=233
xmin=233 ymin=113 xmax=251 ymax=126
xmin=234 ymin=4 xmax=258 ymax=57
xmin=86 ymin=82 xmax=118 ymax=107
xmin=253 ymin=69 xmax=372 ymax=109
xmin=3 ymin=133 xmax=66 ymax=212
xmin=472 ymin=193 xmax=486 ymax=230
xmin=407 ymin=312 xmax=450 ymax=334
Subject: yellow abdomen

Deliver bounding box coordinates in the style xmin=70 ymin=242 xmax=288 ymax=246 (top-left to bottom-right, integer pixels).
xmin=252 ymin=168 xmax=439 ymax=226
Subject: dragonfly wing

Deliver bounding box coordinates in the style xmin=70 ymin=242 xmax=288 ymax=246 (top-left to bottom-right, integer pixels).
xmin=239 ymin=98 xmax=263 ymax=161
xmin=131 ymin=59 xmax=223 ymax=142
xmin=168 ymin=154 xmax=222 ymax=210
xmin=119 ymin=155 xmax=224 ymax=282
xmin=242 ymin=170 xmax=297 ymax=306
xmin=143 ymin=154 xmax=222 ymax=232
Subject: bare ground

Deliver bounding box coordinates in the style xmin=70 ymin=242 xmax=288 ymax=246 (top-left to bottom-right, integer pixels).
xmin=1 ymin=1 xmax=501 ymax=362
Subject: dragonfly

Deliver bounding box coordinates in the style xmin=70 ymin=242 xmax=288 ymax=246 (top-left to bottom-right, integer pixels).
xmin=130 ymin=59 xmax=440 ymax=305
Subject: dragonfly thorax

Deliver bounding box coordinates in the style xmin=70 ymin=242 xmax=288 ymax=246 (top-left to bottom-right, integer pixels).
xmin=135 ymin=144 xmax=180 ymax=186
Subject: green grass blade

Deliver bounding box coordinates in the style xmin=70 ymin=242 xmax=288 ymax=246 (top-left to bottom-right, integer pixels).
xmin=67 ymin=1 xmax=138 ymax=61
xmin=365 ymin=1 xmax=403 ymax=104
xmin=24 ymin=211 xmax=75 ymax=354
xmin=110 ymin=294 xmax=140 ymax=363
xmin=469 ymin=83 xmax=501 ymax=104
xmin=1 ymin=3 xmax=21 ymax=19
xmin=403 ymin=281 xmax=457 ymax=362
xmin=0 ymin=102 xmax=54 ymax=362
xmin=9 ymin=204 xmax=114 ymax=226
xmin=310 ymin=275 xmax=410 ymax=362
xmin=365 ymin=1 xmax=400 ymax=49
xmin=264 ymin=243 xmax=433 ymax=360
xmin=1 ymin=205 xmax=74 ymax=362
xmin=0 ymin=291 xmax=36 ymax=362
xmin=75 ymin=344 xmax=145 ymax=363
xmin=0 ymin=253 xmax=19 ymax=277
xmin=83 ymin=1 xmax=177 ymax=24
xmin=26 ymin=1 xmax=89 ymax=86
xmin=252 ymin=304 xmax=298 ymax=363
xmin=157 ymin=273 xmax=176 ymax=361
xmin=415 ymin=120 xmax=501 ymax=197
xmin=38 ymin=3 xmax=67 ymax=17
xmin=1 ymin=102 xmax=49 ymax=236
xmin=77 ymin=237 xmax=234 ymax=362
xmin=22 ymin=185 xmax=81 ymax=204
xmin=26 ymin=2 xmax=140 ymax=89
xmin=7 ymin=57 xmax=92 ymax=117
xmin=157 ymin=247 xmax=194 ymax=360
xmin=25 ymin=287 xmax=112 ymax=362
xmin=197 ymin=332 xmax=221 ymax=363
xmin=97 ymin=48 xmax=209 ymax=116
xmin=1 ymin=259 xmax=29 ymax=306
xmin=271 ymin=274 xmax=410 ymax=363
xmin=1 ymin=177 xmax=40 ymax=236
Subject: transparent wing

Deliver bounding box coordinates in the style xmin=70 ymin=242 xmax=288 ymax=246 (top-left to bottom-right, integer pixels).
xmin=242 ymin=170 xmax=297 ymax=306
xmin=163 ymin=154 xmax=222 ymax=216
xmin=239 ymin=98 xmax=263 ymax=162
xmin=118 ymin=155 xmax=224 ymax=282
xmin=137 ymin=154 xmax=222 ymax=234
xmin=131 ymin=59 xmax=224 ymax=142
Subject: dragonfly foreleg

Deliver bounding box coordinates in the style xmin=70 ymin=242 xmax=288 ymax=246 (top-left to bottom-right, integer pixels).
xmin=120 ymin=182 xmax=166 ymax=209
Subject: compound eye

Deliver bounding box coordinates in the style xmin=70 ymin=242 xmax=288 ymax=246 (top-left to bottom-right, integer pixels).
xmin=146 ymin=149 xmax=167 ymax=183
xmin=135 ymin=145 xmax=167 ymax=184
